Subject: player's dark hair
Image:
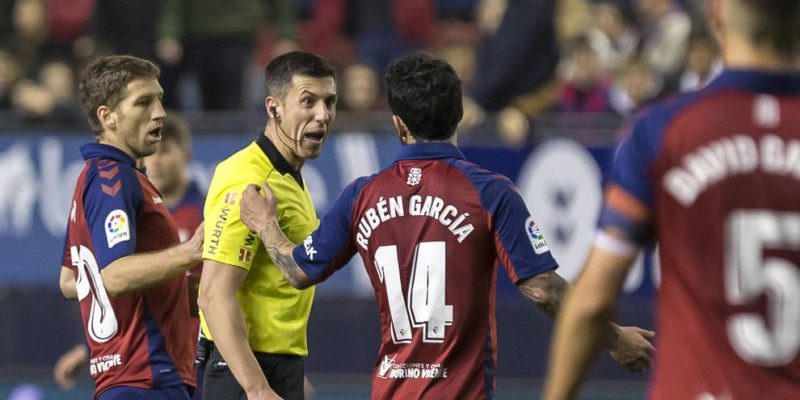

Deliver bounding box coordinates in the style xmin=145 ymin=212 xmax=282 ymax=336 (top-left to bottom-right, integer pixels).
xmin=159 ymin=113 xmax=191 ymax=152
xmin=385 ymin=53 xmax=463 ymax=141
xmin=737 ymin=0 xmax=800 ymax=58
xmin=78 ymin=55 xmax=160 ymax=134
xmin=264 ymin=51 xmax=336 ymax=101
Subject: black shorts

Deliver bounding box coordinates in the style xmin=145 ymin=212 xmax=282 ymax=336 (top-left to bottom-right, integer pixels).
xmin=202 ymin=344 xmax=304 ymax=400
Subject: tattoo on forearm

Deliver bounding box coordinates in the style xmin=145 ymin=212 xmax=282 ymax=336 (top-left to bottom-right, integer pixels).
xmin=520 ymin=272 xmax=569 ymax=319
xmin=259 ymin=223 xmax=307 ymax=288
xmin=265 ymin=245 xmax=305 ymax=287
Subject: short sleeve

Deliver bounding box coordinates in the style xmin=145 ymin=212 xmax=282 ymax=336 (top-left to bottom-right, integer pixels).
xmin=598 ymin=115 xmax=656 ymax=243
xmin=202 ymin=179 xmax=260 ymax=270
xmin=83 ymin=161 xmax=143 ymax=268
xmin=485 ymin=177 xmax=558 ymax=283
xmin=293 ymin=178 xmax=364 ymax=283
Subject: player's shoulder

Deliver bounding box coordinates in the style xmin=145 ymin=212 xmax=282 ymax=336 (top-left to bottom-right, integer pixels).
xmin=208 ymin=142 xmax=270 ymax=195
xmin=82 ymin=157 xmax=143 ymax=199
xmin=444 ymin=157 xmax=515 ymax=191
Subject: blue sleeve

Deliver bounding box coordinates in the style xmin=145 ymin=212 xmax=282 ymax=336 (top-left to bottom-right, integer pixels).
xmin=292 ymin=177 xmax=365 ymax=283
xmin=487 ymin=177 xmax=559 ymax=283
xmin=83 ymin=161 xmax=143 ymax=268
xmin=598 ymin=110 xmax=663 ymax=243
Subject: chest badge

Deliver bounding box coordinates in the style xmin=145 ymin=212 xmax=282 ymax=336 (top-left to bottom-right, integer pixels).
xmin=406 ymin=167 xmax=422 ymax=186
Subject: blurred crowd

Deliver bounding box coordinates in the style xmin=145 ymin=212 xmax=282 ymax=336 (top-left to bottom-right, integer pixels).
xmin=0 ymin=0 xmax=722 ymax=144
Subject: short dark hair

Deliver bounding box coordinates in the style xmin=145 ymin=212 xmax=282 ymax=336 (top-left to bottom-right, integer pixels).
xmin=385 ymin=53 xmax=463 ymax=141
xmin=160 ymin=113 xmax=191 ymax=151
xmin=264 ymin=51 xmax=336 ymax=100
xmin=736 ymin=0 xmax=800 ymax=57
xmin=78 ymin=55 xmax=160 ymax=134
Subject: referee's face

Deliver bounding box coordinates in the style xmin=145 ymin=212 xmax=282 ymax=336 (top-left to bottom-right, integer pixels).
xmin=278 ymin=74 xmax=337 ymax=163
xmin=109 ymin=78 xmax=166 ymax=161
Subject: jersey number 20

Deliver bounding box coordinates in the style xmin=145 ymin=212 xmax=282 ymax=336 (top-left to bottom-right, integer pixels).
xmin=71 ymin=245 xmax=119 ymax=343
xmin=726 ymin=210 xmax=800 ymax=366
xmin=375 ymin=241 xmax=454 ymax=344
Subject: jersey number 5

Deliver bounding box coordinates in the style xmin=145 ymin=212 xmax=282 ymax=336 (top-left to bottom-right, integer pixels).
xmin=71 ymin=245 xmax=119 ymax=343
xmin=375 ymin=241 xmax=454 ymax=344
xmin=726 ymin=210 xmax=800 ymax=366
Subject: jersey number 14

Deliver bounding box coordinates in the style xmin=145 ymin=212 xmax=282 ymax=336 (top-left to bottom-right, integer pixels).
xmin=375 ymin=241 xmax=454 ymax=344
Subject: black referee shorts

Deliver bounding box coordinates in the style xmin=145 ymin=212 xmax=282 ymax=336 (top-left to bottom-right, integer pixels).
xmin=202 ymin=344 xmax=305 ymax=400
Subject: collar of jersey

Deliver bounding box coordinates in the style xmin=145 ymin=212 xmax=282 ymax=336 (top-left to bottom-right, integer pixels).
xmin=80 ymin=143 xmax=137 ymax=168
xmin=395 ymin=142 xmax=464 ymax=162
xmin=256 ymin=134 xmax=304 ymax=188
xmin=707 ymin=69 xmax=800 ymax=95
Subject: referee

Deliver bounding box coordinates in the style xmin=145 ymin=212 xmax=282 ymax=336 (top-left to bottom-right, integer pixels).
xmin=198 ymin=51 xmax=337 ymax=400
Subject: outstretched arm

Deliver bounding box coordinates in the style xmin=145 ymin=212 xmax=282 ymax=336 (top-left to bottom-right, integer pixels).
xmin=542 ymin=233 xmax=648 ymax=400
xmin=239 ymin=183 xmax=311 ymax=289
xmin=518 ymin=270 xmax=654 ymax=373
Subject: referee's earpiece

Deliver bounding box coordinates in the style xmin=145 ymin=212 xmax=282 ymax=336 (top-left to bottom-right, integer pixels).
xmin=270 ymin=106 xmax=280 ymax=122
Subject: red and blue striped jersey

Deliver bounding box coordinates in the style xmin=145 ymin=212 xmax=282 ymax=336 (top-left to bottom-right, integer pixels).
xmin=62 ymin=143 xmax=195 ymax=398
xmin=600 ymin=70 xmax=800 ymax=400
xmin=294 ymin=142 xmax=558 ymax=399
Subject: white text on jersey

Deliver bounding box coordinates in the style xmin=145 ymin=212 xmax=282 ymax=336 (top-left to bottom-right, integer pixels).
xmin=356 ymin=195 xmax=474 ymax=250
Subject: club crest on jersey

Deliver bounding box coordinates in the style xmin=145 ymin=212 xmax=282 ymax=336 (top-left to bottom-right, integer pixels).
xmin=105 ymin=209 xmax=130 ymax=248
xmin=406 ymin=167 xmax=422 ymax=186
xmin=525 ymin=217 xmax=549 ymax=254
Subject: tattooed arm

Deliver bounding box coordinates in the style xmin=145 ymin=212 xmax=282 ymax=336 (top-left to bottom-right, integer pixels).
xmin=518 ymin=271 xmax=655 ymax=370
xmin=239 ymin=183 xmax=311 ymax=289
xmin=258 ymin=220 xmax=312 ymax=289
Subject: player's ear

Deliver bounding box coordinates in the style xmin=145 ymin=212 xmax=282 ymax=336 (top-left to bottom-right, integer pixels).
xmin=392 ymin=115 xmax=412 ymax=145
xmin=706 ymin=0 xmax=724 ymax=46
xmin=97 ymin=105 xmax=117 ymax=131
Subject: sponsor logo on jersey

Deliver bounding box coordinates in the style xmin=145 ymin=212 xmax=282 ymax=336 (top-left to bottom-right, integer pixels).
xmin=89 ymin=354 xmax=123 ymax=376
xmin=104 ymin=209 xmax=130 ymax=248
xmin=152 ymin=195 xmax=163 ymax=204
xmin=407 ymin=167 xmax=422 ymax=186
xmin=207 ymin=207 xmax=230 ymax=256
xmin=303 ymin=236 xmax=317 ymax=261
xmin=224 ymin=191 xmax=238 ymax=205
xmin=376 ymin=353 xmax=448 ymax=380
xmin=525 ymin=216 xmax=549 ymax=254
xmin=238 ymin=248 xmax=252 ymax=262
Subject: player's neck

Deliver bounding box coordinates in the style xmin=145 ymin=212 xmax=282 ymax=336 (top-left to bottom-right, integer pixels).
xmin=723 ymin=36 xmax=797 ymax=72
xmin=97 ymin=136 xmax=140 ymax=164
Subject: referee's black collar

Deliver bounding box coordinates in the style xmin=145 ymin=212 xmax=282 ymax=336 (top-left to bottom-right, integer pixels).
xmin=256 ymin=134 xmax=304 ymax=188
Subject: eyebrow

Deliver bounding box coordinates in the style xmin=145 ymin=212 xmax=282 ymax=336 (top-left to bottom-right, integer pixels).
xmin=300 ymin=89 xmax=337 ymax=100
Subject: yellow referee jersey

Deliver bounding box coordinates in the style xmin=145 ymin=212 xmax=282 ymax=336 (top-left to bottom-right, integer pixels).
xmin=200 ymin=135 xmax=319 ymax=356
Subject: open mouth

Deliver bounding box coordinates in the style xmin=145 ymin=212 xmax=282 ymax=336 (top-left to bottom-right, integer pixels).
xmin=147 ymin=126 xmax=162 ymax=140
xmin=303 ymin=130 xmax=325 ymax=144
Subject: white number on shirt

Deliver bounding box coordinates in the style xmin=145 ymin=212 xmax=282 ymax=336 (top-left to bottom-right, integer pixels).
xmin=71 ymin=245 xmax=119 ymax=343
xmin=725 ymin=210 xmax=800 ymax=366
xmin=375 ymin=241 xmax=454 ymax=343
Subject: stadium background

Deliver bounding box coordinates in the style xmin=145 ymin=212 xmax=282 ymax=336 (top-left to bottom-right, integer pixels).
xmin=0 ymin=0 xmax=713 ymax=398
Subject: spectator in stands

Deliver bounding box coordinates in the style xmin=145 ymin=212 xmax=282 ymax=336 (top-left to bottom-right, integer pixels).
xmin=71 ymin=0 xmax=161 ymax=62
xmin=462 ymin=0 xmax=559 ymax=130
xmin=10 ymin=58 xmax=81 ymax=123
xmin=0 ymin=48 xmax=21 ymax=109
xmin=587 ymin=0 xmax=638 ymax=73
xmin=303 ymin=0 xmax=437 ymax=71
xmin=156 ymin=0 xmax=297 ymax=110
xmin=609 ymin=56 xmax=664 ymax=115
xmin=678 ymin=34 xmax=722 ymax=92
xmin=558 ymin=35 xmax=613 ymax=113
xmin=635 ymin=0 xmax=692 ymax=80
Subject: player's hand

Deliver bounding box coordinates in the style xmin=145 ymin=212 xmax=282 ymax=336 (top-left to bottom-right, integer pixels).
xmin=184 ymin=222 xmax=204 ymax=263
xmin=240 ymin=183 xmax=278 ymax=235
xmin=609 ymin=326 xmax=655 ymax=373
xmin=53 ymin=344 xmax=88 ymax=389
